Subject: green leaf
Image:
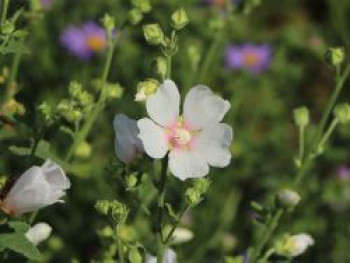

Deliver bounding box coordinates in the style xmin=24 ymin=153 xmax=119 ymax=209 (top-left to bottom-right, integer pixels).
xmin=8 ymin=221 xmax=30 ymax=233
xmin=165 ymin=203 xmax=178 ymax=221
xmin=8 ymin=145 xmax=31 ymax=156
xmin=128 ymin=247 xmax=142 ymax=263
xmin=0 ymin=233 xmax=42 ymax=260
xmin=0 ymin=39 xmax=30 ymax=55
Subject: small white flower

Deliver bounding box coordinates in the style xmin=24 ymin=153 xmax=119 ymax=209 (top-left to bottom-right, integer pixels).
xmin=113 ymin=114 xmax=144 ymax=163
xmin=25 ymin=222 xmax=52 ymax=245
xmin=145 ymin=248 xmax=176 ymax=263
xmin=274 ymin=233 xmax=314 ymax=257
xmin=137 ymin=80 xmax=233 ymax=180
xmin=289 ymin=233 xmax=314 ymax=257
xmin=1 ymin=159 xmax=70 ymax=215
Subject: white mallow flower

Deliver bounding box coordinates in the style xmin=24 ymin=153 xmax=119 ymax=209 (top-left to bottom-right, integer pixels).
xmin=137 ymin=80 xmax=233 ymax=180
xmin=1 ymin=159 xmax=70 ymax=215
xmin=145 ymin=248 xmax=176 ymax=263
xmin=25 ymin=222 xmax=52 ymax=245
xmin=114 ymin=114 xmax=144 ymax=163
xmin=274 ymin=233 xmax=314 ymax=257
xmin=289 ymin=233 xmax=314 ymax=257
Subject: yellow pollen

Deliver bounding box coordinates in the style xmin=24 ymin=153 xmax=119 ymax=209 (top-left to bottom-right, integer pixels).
xmin=87 ymin=35 xmax=106 ymax=51
xmin=175 ymin=128 xmax=192 ymax=145
xmin=244 ymin=52 xmax=259 ymax=67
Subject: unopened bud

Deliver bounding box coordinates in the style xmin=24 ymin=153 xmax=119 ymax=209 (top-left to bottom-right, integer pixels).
xmin=25 ymin=223 xmax=52 ymax=246
xmin=74 ymin=141 xmax=91 ymax=158
xmin=143 ymin=24 xmax=164 ymax=45
xmin=131 ymin=0 xmax=151 ymax=13
xmin=102 ymin=14 xmax=115 ymax=34
xmin=293 ymin=106 xmax=309 ymax=127
xmin=110 ymin=200 xmax=129 ymax=224
xmin=334 ymin=103 xmax=350 ymax=124
xmin=274 ymin=233 xmax=314 ymax=257
xmin=171 ymin=8 xmax=189 ymax=30
xmin=325 ymin=47 xmax=344 ymax=66
xmin=128 ymin=9 xmax=143 ymax=25
xmin=277 ymin=189 xmax=301 ymax=209
xmin=1 ymin=20 xmax=15 ymax=35
xmin=126 ymin=173 xmax=138 ymax=189
xmin=95 ymin=200 xmax=110 ymax=215
xmin=135 ymin=79 xmax=158 ymax=102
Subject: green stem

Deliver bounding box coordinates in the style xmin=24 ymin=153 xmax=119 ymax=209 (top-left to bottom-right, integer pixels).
xmin=251 ymin=209 xmax=283 ymax=262
xmin=164 ymin=204 xmax=189 ymax=244
xmin=117 ymin=224 xmax=124 ymax=263
xmin=311 ymin=64 xmax=350 ymax=150
xmin=298 ymin=126 xmax=305 ymax=163
xmin=2 ymin=52 xmax=22 ymax=107
xmin=1 ymin=0 xmax=9 ymax=25
xmin=317 ymin=119 xmax=338 ymax=150
xmin=260 ymin=248 xmax=275 ymax=262
xmin=166 ymin=54 xmax=172 ymax=80
xmin=64 ymin=32 xmax=118 ymax=162
xmin=156 ymin=157 xmax=168 ymax=263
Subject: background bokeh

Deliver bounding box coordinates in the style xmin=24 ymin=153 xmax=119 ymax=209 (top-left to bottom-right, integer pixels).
xmin=1 ymin=0 xmax=350 ymax=262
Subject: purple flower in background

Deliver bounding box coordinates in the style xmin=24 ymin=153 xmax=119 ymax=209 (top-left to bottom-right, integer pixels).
xmin=41 ymin=0 xmax=53 ymax=9
xmin=204 ymin=0 xmax=242 ymax=7
xmin=60 ymin=22 xmax=107 ymax=60
xmin=336 ymin=165 xmax=350 ymax=180
xmin=225 ymin=44 xmax=272 ymax=74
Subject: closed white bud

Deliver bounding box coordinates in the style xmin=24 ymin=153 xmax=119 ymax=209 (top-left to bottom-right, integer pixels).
xmin=25 ymin=222 xmax=52 ymax=245
xmin=1 ymin=160 xmax=70 ymax=215
xmin=146 ymin=248 xmax=176 ymax=263
xmin=277 ymin=189 xmax=301 ymax=209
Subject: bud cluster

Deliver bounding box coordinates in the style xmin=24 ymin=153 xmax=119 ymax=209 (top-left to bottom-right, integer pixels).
xmin=128 ymin=0 xmax=151 ymax=25
xmin=185 ymin=178 xmax=211 ymax=207
xmin=95 ymin=200 xmax=129 ymax=224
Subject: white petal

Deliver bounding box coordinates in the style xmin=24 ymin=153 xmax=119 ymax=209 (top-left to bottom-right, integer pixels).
xmin=195 ymin=123 xmax=233 ymax=167
xmin=183 ymin=85 xmax=230 ymax=129
xmin=114 ymin=114 xmax=143 ymax=163
xmin=145 ymin=249 xmax=177 ymax=263
xmin=168 ymin=150 xmax=209 ymax=180
xmin=4 ymin=167 xmax=51 ymax=215
xmin=25 ymin=222 xmax=52 ymax=245
xmin=146 ymin=80 xmax=180 ymax=127
xmin=42 ymin=159 xmax=71 ymax=190
xmin=137 ymin=118 xmax=168 ymax=159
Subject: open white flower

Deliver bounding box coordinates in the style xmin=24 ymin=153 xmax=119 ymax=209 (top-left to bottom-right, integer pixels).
xmin=114 ymin=114 xmax=144 ymax=163
xmin=146 ymin=248 xmax=176 ymax=263
xmin=25 ymin=222 xmax=52 ymax=245
xmin=274 ymin=233 xmax=314 ymax=258
xmin=289 ymin=233 xmax=314 ymax=257
xmin=138 ymin=80 xmax=232 ymax=180
xmin=1 ymin=159 xmax=70 ymax=215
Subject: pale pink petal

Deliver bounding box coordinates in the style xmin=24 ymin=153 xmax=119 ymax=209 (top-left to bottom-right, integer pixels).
xmin=195 ymin=123 xmax=233 ymax=167
xmin=168 ymin=150 xmax=209 ymax=180
xmin=183 ymin=85 xmax=230 ymax=129
xmin=146 ymin=80 xmax=180 ymax=127
xmin=42 ymin=159 xmax=70 ymax=190
xmin=137 ymin=118 xmax=169 ymax=159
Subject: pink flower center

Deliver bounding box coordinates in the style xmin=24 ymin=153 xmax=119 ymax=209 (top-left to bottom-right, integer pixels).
xmin=166 ymin=119 xmax=195 ymax=150
xmin=86 ymin=35 xmax=106 ymax=52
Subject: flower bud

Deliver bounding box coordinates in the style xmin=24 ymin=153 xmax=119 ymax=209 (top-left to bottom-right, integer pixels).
xmin=293 ymin=106 xmax=309 ymax=127
xmin=68 ymin=81 xmax=82 ymax=98
xmin=334 ymin=103 xmax=350 ymax=124
xmin=128 ymin=9 xmax=143 ymax=25
xmin=74 ymin=141 xmax=91 ymax=158
xmin=325 ymin=47 xmax=344 ymax=66
xmin=135 ymin=79 xmax=159 ymax=102
xmin=102 ymin=14 xmax=115 ymax=34
xmin=25 ymin=222 xmax=52 ymax=245
xmin=185 ymin=188 xmax=201 ymax=207
xmin=3 ymin=99 xmax=25 ymax=116
xmin=131 ymin=0 xmax=151 ymax=13
xmin=110 ymin=200 xmax=129 ymax=224
xmin=163 ymin=226 xmax=194 ymax=244
xmin=38 ymin=102 xmax=53 ymax=122
xmin=1 ymin=20 xmax=15 ymax=35
xmin=193 ymin=178 xmax=211 ymax=194
xmin=274 ymin=233 xmax=314 ymax=257
xmin=126 ymin=173 xmax=138 ymax=189
xmin=143 ymin=24 xmax=164 ymax=45
xmin=171 ymin=8 xmax=189 ymax=30
xmin=277 ymin=189 xmax=301 ymax=209
xmin=95 ymin=200 xmax=110 ymax=215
